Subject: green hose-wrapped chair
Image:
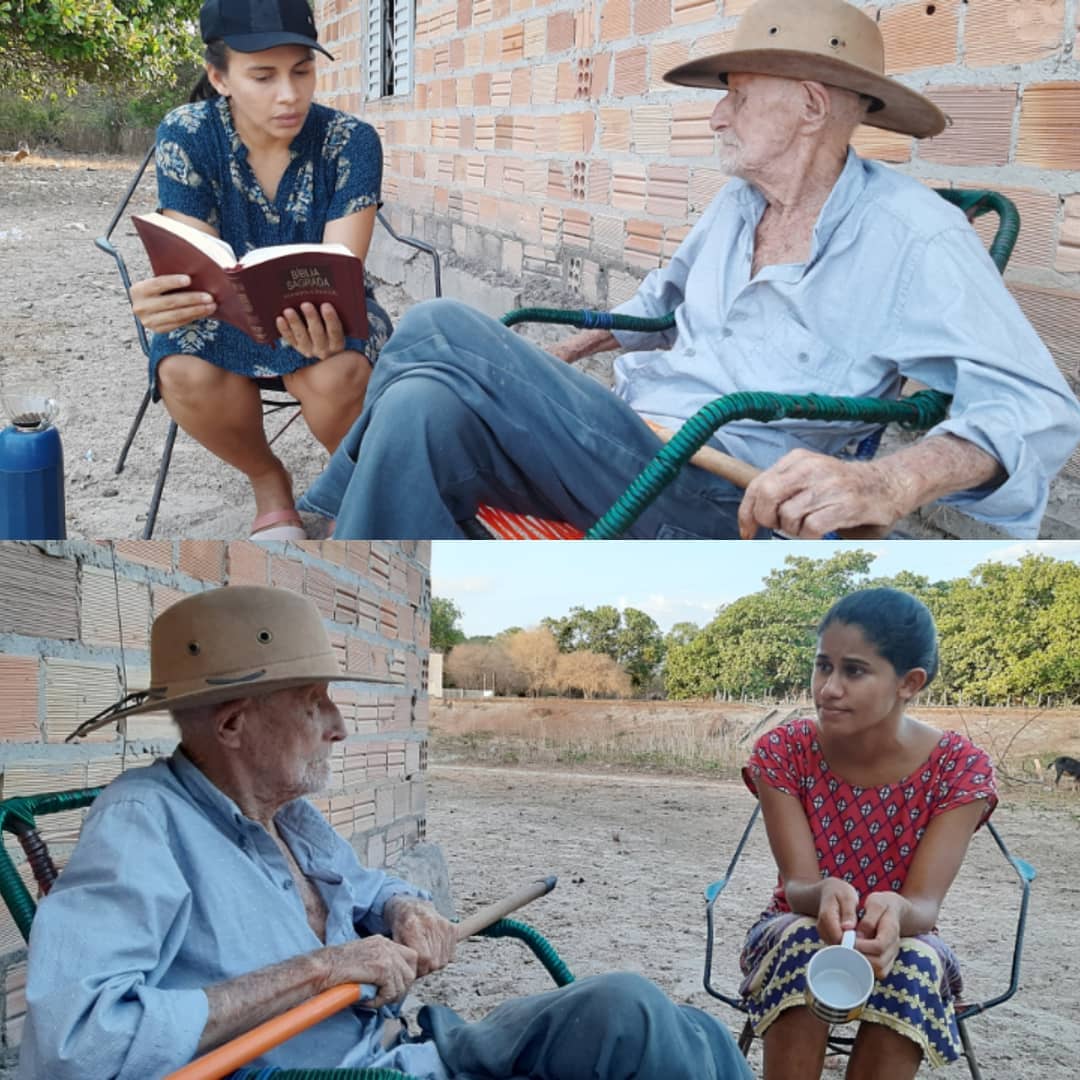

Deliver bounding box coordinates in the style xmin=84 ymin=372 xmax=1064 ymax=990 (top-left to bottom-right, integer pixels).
xmin=0 ymin=789 xmax=573 ymax=1080
xmin=471 ymin=188 xmax=1019 ymax=539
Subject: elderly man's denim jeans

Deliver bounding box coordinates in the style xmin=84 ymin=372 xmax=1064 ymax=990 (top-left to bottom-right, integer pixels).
xmin=299 ymin=299 xmax=752 ymax=539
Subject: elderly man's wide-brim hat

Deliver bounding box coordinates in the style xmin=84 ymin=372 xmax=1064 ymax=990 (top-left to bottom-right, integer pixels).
xmin=663 ymin=0 xmax=946 ymax=139
xmin=68 ymin=586 xmax=397 ymax=739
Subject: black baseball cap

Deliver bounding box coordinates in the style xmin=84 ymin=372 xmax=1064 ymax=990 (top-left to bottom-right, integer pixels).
xmin=200 ymin=0 xmax=335 ymax=60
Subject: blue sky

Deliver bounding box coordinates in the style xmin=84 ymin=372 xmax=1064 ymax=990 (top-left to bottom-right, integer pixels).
xmin=431 ymin=540 xmax=1080 ymax=637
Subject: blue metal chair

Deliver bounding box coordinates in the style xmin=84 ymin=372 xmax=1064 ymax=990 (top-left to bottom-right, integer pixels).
xmin=701 ymin=802 xmax=1035 ymax=1080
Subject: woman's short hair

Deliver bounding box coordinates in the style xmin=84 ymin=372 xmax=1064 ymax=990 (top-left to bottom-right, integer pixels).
xmin=818 ymin=587 xmax=940 ymax=684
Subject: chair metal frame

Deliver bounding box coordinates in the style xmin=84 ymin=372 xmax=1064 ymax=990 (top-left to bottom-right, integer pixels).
xmin=702 ymin=802 xmax=1036 ymax=1080
xmin=0 ymin=787 xmax=571 ymax=1080
xmin=95 ymin=144 xmax=443 ymax=539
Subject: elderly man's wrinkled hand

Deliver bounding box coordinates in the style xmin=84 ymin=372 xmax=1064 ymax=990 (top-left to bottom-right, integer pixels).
xmin=386 ymin=897 xmax=456 ymax=977
xmin=325 ymin=935 xmax=418 ymax=1007
xmin=737 ymin=450 xmax=903 ymax=539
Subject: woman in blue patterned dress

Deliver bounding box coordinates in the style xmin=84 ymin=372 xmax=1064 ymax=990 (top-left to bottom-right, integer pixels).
xmin=130 ymin=0 xmax=392 ymax=538
xmin=740 ymin=588 xmax=997 ymax=1079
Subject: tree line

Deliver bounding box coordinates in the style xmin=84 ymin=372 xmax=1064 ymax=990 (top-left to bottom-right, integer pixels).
xmin=433 ymin=551 xmax=1080 ymax=706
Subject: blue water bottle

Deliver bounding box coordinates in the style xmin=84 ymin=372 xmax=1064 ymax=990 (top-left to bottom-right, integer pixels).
xmin=0 ymin=386 xmax=66 ymax=539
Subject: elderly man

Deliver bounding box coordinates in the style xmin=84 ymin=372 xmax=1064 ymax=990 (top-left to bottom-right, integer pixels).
xmin=18 ymin=586 xmax=749 ymax=1080
xmin=298 ymin=0 xmax=1080 ymax=540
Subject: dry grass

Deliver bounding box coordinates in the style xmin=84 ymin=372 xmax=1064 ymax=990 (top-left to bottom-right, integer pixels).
xmin=430 ymin=697 xmax=1080 ymax=788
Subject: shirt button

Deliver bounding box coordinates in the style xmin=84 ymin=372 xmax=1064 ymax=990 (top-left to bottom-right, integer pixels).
xmin=722 ymin=328 xmax=733 ymax=338
xmin=283 ymin=879 xmax=293 ymax=890
xmin=685 ymin=347 xmax=696 ymax=357
xmin=797 ymin=351 xmax=809 ymax=362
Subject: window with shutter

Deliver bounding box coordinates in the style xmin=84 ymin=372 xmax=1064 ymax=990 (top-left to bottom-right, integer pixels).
xmin=366 ymin=0 xmax=383 ymax=99
xmin=366 ymin=0 xmax=413 ymax=99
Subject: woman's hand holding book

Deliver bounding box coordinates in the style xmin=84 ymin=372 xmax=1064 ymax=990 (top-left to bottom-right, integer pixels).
xmin=131 ymin=274 xmax=218 ymax=335
xmin=276 ymin=301 xmax=347 ymax=361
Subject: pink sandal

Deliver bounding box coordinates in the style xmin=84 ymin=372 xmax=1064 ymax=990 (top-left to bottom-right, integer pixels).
xmin=249 ymin=508 xmax=308 ymax=540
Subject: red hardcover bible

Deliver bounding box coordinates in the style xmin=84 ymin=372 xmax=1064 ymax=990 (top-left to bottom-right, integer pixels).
xmin=132 ymin=211 xmax=369 ymax=345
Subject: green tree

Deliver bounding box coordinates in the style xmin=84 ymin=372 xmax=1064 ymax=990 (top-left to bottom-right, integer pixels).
xmin=665 ymin=550 xmax=877 ymax=699
xmin=664 ymin=621 xmax=701 ymax=650
xmin=430 ymin=597 xmax=466 ymax=654
xmin=2 ymin=0 xmax=202 ymax=97
xmin=934 ymin=555 xmax=1080 ymax=704
xmin=542 ymin=605 xmax=663 ymax=690
xmin=616 ymin=608 xmax=665 ymax=691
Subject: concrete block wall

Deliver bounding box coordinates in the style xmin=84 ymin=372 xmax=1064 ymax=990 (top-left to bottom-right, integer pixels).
xmin=314 ymin=0 xmax=1080 ymax=497
xmin=0 ymin=539 xmax=431 ymax=1070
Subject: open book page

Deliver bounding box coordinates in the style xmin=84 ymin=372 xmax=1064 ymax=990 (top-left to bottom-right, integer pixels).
xmin=239 ymin=241 xmax=356 ymax=268
xmin=133 ymin=212 xmax=238 ymax=267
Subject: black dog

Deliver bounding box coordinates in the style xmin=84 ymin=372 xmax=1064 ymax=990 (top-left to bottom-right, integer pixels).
xmin=1051 ymin=756 xmax=1080 ymax=784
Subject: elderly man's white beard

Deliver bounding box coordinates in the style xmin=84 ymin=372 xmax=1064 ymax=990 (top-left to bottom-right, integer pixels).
xmin=715 ymin=136 xmax=746 ymax=177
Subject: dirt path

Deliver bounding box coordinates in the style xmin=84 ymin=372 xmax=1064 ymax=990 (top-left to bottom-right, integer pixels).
xmin=418 ymin=763 xmax=1078 ymax=1079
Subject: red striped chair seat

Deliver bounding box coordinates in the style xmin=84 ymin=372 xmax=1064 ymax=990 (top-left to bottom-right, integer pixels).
xmin=474 ymin=505 xmax=584 ymax=539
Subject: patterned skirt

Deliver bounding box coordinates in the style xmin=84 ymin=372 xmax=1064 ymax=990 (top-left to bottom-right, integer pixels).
xmin=739 ymin=914 xmax=964 ymax=1067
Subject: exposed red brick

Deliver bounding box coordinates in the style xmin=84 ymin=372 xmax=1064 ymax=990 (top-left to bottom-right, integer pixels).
xmin=647 ymin=164 xmax=690 ymax=219
xmin=672 ymin=0 xmax=715 ymax=25
xmin=879 ymin=0 xmax=958 ymax=73
xmin=600 ymin=107 xmax=632 ymax=151
xmin=632 ymin=105 xmax=670 ymax=154
xmin=113 ymin=541 xmax=173 ymax=570
xmin=613 ymin=45 xmax=648 ymax=97
xmin=964 ymin=0 xmax=1065 ymax=68
xmin=547 ymin=10 xmax=574 ymax=50
xmin=151 ymin=584 xmax=188 ymax=620
xmin=178 ymin=541 xmax=225 ymax=582
xmin=851 ymin=125 xmax=913 ymax=164
xmin=601 ymin=0 xmax=631 ymax=41
xmin=0 ymin=545 xmax=78 ymax=640
xmin=1017 ymin=84 xmax=1080 ymax=169
xmin=635 ymin=0 xmax=670 ymax=33
xmin=612 ymin=161 xmax=648 ymax=212
xmin=0 ymin=656 xmax=40 ymax=742
xmin=650 ymin=40 xmax=689 ymax=91
xmin=919 ymin=85 xmax=1016 ymax=167
xmin=226 ymin=542 xmax=270 ymax=585
xmin=670 ymin=102 xmax=714 ymax=157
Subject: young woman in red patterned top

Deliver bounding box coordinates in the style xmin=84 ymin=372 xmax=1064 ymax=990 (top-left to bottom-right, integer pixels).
xmin=740 ymin=587 xmax=997 ymax=1079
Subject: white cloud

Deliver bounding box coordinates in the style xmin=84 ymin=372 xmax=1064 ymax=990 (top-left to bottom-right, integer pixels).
xmin=977 ymin=541 xmax=1080 ymax=565
xmin=617 ymin=592 xmax=730 ymax=630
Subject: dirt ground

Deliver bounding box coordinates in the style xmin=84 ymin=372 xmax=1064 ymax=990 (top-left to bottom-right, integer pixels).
xmin=0 ymin=154 xmax=584 ymax=539
xmin=417 ymin=761 xmax=1080 ymax=1080
xmin=410 ymin=699 xmax=1080 ymax=1078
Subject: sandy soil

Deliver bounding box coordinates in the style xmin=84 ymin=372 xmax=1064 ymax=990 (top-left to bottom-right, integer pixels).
xmin=0 ymin=154 xmax=588 ymax=540
xmin=417 ymin=761 xmax=1080 ymax=1080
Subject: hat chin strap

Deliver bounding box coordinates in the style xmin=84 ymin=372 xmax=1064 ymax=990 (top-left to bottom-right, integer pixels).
xmin=65 ymin=690 xmax=153 ymax=743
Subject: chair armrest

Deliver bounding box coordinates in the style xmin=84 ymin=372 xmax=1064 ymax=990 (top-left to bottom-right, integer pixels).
xmin=588 ymin=389 xmax=951 ymax=539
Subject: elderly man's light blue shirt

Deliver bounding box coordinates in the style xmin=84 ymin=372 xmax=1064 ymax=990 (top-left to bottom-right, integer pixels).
xmin=611 ymin=149 xmax=1080 ymax=537
xmin=18 ymin=749 xmax=446 ymax=1080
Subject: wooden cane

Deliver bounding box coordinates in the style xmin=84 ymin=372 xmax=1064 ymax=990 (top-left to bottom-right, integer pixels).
xmin=643 ymin=420 xmax=889 ymax=540
xmin=166 ymin=876 xmax=558 ymax=1080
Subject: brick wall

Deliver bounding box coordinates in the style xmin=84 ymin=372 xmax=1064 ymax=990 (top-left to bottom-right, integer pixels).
xmin=315 ymin=0 xmax=1080 ymax=485
xmin=0 ymin=539 xmax=431 ymax=1069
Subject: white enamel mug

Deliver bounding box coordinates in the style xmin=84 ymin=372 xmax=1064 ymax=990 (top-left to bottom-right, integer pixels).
xmin=804 ymin=929 xmax=875 ymax=1024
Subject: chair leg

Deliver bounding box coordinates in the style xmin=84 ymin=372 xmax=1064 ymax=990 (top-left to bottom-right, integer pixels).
xmin=957 ymin=1017 xmax=983 ymax=1080
xmin=737 ymin=1017 xmax=755 ymax=1056
xmin=114 ymin=386 xmax=154 ymax=475
xmin=142 ymin=420 xmax=178 ymax=540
